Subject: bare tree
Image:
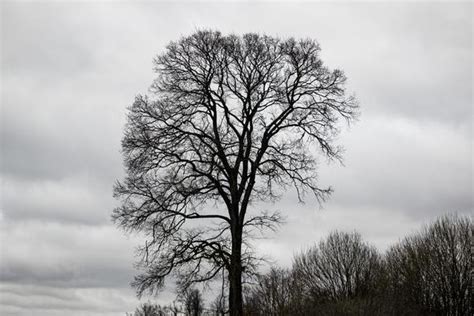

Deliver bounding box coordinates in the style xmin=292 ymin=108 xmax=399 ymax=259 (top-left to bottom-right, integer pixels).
xmin=129 ymin=302 xmax=166 ymax=316
xmin=211 ymin=270 xmax=228 ymax=316
xmin=113 ymin=30 xmax=357 ymax=315
xmin=211 ymin=293 xmax=227 ymax=316
xmin=243 ymin=232 xmax=382 ymax=315
xmin=184 ymin=288 xmax=204 ymax=316
xmin=167 ymin=301 xmax=182 ymax=316
xmin=243 ymin=267 xmax=296 ymax=315
xmin=385 ymin=214 xmax=472 ymax=315
xmin=292 ymin=231 xmax=382 ymax=313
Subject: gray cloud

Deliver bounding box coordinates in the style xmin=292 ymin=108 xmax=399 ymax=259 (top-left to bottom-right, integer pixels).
xmin=1 ymin=174 xmax=115 ymax=224
xmin=319 ymin=115 xmax=473 ymax=218
xmin=1 ymin=1 xmax=472 ymax=315
xmin=0 ymin=283 xmax=141 ymax=316
xmin=337 ymin=3 xmax=472 ymax=125
xmin=0 ymin=222 xmax=136 ymax=287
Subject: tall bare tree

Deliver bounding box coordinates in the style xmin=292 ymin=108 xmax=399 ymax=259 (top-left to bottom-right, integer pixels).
xmin=113 ymin=30 xmax=357 ymax=315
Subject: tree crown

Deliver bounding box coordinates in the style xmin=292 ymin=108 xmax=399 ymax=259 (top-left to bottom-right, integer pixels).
xmin=113 ymin=30 xmax=358 ymax=295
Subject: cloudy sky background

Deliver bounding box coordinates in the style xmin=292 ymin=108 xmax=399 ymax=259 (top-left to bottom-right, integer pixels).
xmin=1 ymin=1 xmax=472 ymax=315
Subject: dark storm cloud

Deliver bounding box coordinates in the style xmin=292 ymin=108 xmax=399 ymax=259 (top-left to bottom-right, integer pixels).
xmin=0 ymin=1 xmax=472 ymax=315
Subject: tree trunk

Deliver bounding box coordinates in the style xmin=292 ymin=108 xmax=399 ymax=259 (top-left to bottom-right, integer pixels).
xmin=229 ymin=227 xmax=243 ymax=316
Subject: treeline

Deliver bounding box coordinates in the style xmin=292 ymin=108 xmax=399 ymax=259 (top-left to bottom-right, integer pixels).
xmin=126 ymin=288 xmax=206 ymax=316
xmin=128 ymin=214 xmax=472 ymax=316
xmin=244 ymin=214 xmax=472 ymax=315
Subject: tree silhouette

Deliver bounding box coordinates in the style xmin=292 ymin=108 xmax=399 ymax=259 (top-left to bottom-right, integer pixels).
xmin=128 ymin=302 xmax=166 ymax=316
xmin=293 ymin=231 xmax=382 ymax=300
xmin=183 ymin=288 xmax=204 ymax=316
xmin=292 ymin=231 xmax=383 ymax=314
xmin=113 ymin=30 xmax=358 ymax=315
xmin=244 ymin=267 xmax=295 ymax=315
xmin=385 ymin=214 xmax=472 ymax=315
xmin=244 ymin=232 xmax=383 ymax=315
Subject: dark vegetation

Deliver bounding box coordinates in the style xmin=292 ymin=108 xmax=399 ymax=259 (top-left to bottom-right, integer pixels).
xmin=127 ymin=213 xmax=472 ymax=315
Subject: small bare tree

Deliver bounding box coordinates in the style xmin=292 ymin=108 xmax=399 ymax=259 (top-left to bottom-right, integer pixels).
xmin=385 ymin=214 xmax=472 ymax=315
xmin=244 ymin=232 xmax=382 ymax=315
xmin=184 ymin=288 xmax=204 ymax=316
xmin=211 ymin=293 xmax=227 ymax=316
xmin=244 ymin=267 xmax=295 ymax=315
xmin=293 ymin=231 xmax=382 ymax=306
xmin=113 ymin=30 xmax=357 ymax=315
xmin=167 ymin=301 xmax=182 ymax=316
xmin=129 ymin=302 xmax=166 ymax=316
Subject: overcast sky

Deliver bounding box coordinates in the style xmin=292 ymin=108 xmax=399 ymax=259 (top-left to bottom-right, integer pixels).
xmin=1 ymin=1 xmax=472 ymax=315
